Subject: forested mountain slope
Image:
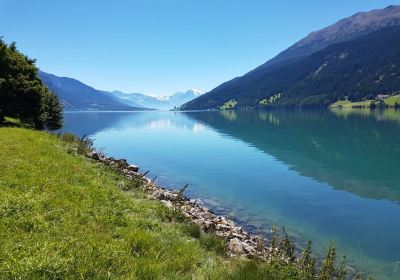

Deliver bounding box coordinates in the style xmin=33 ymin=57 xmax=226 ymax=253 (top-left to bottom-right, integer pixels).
xmin=182 ymin=6 xmax=400 ymax=110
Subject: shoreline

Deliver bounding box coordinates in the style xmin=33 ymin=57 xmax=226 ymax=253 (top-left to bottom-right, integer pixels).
xmin=85 ymin=149 xmax=277 ymax=260
xmin=83 ymin=147 xmax=366 ymax=278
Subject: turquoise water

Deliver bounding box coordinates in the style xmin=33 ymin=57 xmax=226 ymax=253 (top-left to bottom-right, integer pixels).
xmin=61 ymin=109 xmax=400 ymax=279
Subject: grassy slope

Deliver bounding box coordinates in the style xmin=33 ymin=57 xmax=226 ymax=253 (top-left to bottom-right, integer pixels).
xmin=0 ymin=128 xmax=304 ymax=280
xmin=330 ymin=100 xmax=372 ymax=108
xmin=330 ymin=95 xmax=400 ymax=108
xmin=384 ymin=94 xmax=400 ymax=106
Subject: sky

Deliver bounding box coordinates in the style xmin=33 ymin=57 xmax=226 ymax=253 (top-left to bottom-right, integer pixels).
xmin=1 ymin=0 xmax=400 ymax=96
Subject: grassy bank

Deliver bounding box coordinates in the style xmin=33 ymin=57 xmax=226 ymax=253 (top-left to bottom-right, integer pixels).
xmin=330 ymin=95 xmax=400 ymax=109
xmin=0 ymin=127 xmax=345 ymax=279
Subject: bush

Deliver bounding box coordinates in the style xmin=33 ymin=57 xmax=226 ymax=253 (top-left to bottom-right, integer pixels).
xmin=59 ymin=133 xmax=93 ymax=154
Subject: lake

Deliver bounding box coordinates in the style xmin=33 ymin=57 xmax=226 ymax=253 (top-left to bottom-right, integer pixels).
xmin=61 ymin=109 xmax=400 ymax=279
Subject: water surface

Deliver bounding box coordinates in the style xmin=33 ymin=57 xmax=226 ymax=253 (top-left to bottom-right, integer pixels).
xmin=61 ymin=109 xmax=400 ymax=279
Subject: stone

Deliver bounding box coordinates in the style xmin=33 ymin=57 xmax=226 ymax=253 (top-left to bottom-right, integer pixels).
xmin=202 ymin=212 xmax=214 ymax=220
xmin=161 ymin=200 xmax=173 ymax=209
xmin=228 ymin=238 xmax=245 ymax=255
xmin=127 ymin=164 xmax=139 ymax=172
xmin=203 ymin=221 xmax=217 ymax=232
xmin=87 ymin=151 xmax=99 ymax=160
xmin=193 ymin=219 xmax=205 ymax=228
xmin=114 ymin=159 xmax=128 ymax=168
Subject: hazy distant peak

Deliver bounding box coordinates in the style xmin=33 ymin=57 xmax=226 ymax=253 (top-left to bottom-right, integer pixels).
xmin=153 ymin=89 xmax=203 ymax=101
xmin=110 ymin=89 xmax=202 ymax=109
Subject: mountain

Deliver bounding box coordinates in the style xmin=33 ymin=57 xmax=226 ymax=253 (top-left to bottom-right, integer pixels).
xmin=260 ymin=5 xmax=400 ymax=70
xmin=110 ymin=91 xmax=169 ymax=109
xmin=111 ymin=89 xmax=202 ymax=110
xmin=163 ymin=89 xmax=203 ymax=108
xmin=39 ymin=71 xmax=143 ymax=111
xmin=181 ymin=5 xmax=400 ymax=110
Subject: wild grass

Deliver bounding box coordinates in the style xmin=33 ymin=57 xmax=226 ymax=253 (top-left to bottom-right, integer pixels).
xmin=0 ymin=127 xmax=347 ymax=279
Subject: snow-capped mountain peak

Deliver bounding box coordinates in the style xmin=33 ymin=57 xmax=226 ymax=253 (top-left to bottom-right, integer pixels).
xmin=110 ymin=89 xmax=203 ymax=110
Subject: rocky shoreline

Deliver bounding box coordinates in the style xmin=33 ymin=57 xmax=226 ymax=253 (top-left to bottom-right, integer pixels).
xmin=85 ymin=150 xmax=274 ymax=260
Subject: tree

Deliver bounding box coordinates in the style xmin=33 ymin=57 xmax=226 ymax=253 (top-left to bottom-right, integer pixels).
xmin=40 ymin=87 xmax=63 ymax=130
xmin=0 ymin=39 xmax=62 ymax=129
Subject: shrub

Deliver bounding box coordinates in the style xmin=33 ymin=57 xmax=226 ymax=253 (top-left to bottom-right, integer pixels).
xmin=59 ymin=133 xmax=93 ymax=154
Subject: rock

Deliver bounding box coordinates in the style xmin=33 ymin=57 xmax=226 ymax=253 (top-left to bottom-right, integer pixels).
xmin=196 ymin=199 xmax=204 ymax=205
xmin=193 ymin=219 xmax=205 ymax=228
xmin=161 ymin=200 xmax=173 ymax=209
xmin=87 ymin=151 xmax=99 ymax=160
xmin=203 ymin=221 xmax=217 ymax=232
xmin=156 ymin=192 xmax=166 ymax=200
xmin=127 ymin=164 xmax=139 ymax=172
xmin=228 ymin=238 xmax=245 ymax=255
xmin=114 ymin=159 xmax=128 ymax=168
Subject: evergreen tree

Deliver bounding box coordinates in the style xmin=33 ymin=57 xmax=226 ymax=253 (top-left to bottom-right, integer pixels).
xmin=0 ymin=38 xmax=62 ymax=129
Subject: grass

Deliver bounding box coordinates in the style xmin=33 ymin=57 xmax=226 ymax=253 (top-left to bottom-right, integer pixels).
xmin=384 ymin=94 xmax=400 ymax=106
xmin=329 ymin=100 xmax=352 ymax=108
xmin=0 ymin=127 xmax=347 ymax=279
xmin=330 ymin=100 xmax=373 ymax=108
xmin=330 ymin=94 xmax=400 ymax=109
xmin=0 ymin=116 xmax=25 ymax=127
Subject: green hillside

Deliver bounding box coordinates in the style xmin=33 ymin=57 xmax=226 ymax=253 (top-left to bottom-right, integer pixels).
xmin=182 ymin=26 xmax=400 ymax=110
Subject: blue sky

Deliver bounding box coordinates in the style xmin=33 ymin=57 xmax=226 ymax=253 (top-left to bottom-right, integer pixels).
xmin=1 ymin=0 xmax=399 ymax=95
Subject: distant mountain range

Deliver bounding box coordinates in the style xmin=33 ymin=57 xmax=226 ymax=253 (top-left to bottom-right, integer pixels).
xmin=181 ymin=5 xmax=400 ymax=110
xmin=39 ymin=71 xmax=202 ymax=111
xmin=39 ymin=72 xmax=142 ymax=111
xmin=111 ymin=89 xmax=202 ymax=110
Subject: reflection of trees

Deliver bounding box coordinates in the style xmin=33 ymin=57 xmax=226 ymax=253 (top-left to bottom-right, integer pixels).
xmin=184 ymin=109 xmax=400 ymax=202
xmin=330 ymin=108 xmax=400 ymax=122
xmin=220 ymin=110 xmax=237 ymax=121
